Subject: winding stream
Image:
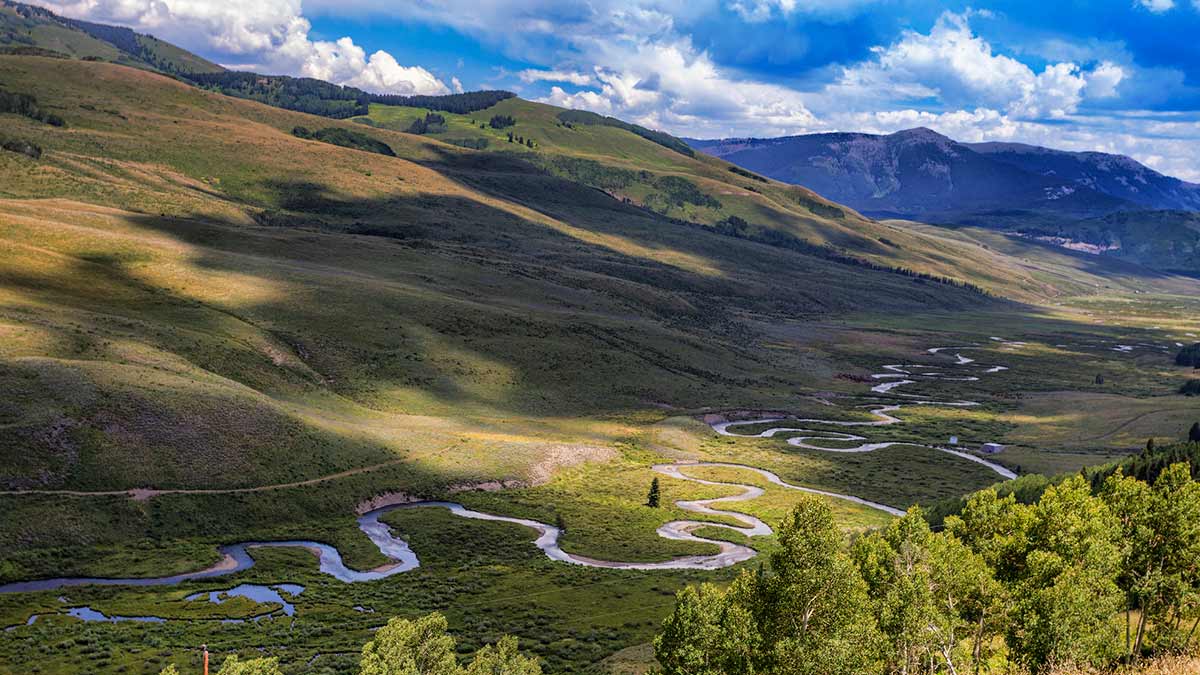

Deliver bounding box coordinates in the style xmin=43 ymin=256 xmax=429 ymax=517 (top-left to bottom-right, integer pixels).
xmin=0 ymin=344 xmax=1032 ymax=592
xmin=713 ymin=344 xmax=1018 ymax=480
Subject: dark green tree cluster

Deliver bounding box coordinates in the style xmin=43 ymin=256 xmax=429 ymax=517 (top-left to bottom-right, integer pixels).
xmin=489 ymin=114 xmax=516 ymax=129
xmin=370 ymin=91 xmax=515 ymax=114
xmin=0 ymin=88 xmax=65 ymax=126
xmin=191 ymin=72 xmax=369 ymax=118
xmin=712 ymin=215 xmax=750 ymax=237
xmin=1181 ymin=380 xmax=1200 ymax=396
xmin=1177 ymin=343 xmax=1200 ymax=368
xmin=407 ymin=112 xmax=446 ymax=134
xmin=655 ymin=465 xmax=1200 ymax=674
xmin=161 ymin=612 xmax=541 ymax=675
xmin=727 ymin=165 xmax=769 ymax=183
xmin=292 ymin=126 xmax=396 ymax=157
xmin=647 ymin=175 xmax=722 ymax=211
xmin=505 ymin=131 xmax=535 ymax=148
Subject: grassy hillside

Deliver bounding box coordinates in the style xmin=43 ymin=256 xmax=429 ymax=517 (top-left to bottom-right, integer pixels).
xmin=0 ymin=0 xmax=222 ymax=74
xmin=2 ymin=54 xmax=1200 ymax=674
xmin=0 ymin=55 xmax=1007 ymax=506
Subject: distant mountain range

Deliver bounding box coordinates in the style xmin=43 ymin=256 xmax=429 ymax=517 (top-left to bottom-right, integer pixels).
xmin=689 ymin=128 xmax=1200 ymax=273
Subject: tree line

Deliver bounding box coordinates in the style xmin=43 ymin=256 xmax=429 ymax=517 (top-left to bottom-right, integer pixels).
xmin=654 ymin=457 xmax=1200 ymax=674
xmin=292 ymin=126 xmax=396 ymax=157
xmin=187 ymin=72 xmax=516 ymax=120
xmin=706 ymin=215 xmax=992 ymax=297
xmin=0 ymin=87 xmax=66 ymax=126
xmin=159 ymin=613 xmax=541 ymax=675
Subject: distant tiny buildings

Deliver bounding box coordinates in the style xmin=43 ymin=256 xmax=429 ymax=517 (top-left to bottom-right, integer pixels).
xmin=981 ymin=442 xmax=1004 ymax=454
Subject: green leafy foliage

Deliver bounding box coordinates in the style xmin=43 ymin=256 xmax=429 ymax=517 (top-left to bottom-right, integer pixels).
xmin=655 ymin=498 xmax=884 ymax=675
xmin=659 ymin=466 xmax=1200 ymax=674
xmin=854 ymin=510 xmax=1004 ymax=674
xmin=1101 ymin=464 xmax=1200 ymax=657
xmin=360 ymin=614 xmax=460 ymax=675
xmin=291 ymin=126 xmax=395 ymax=156
xmin=358 ymin=613 xmax=541 ymax=675
xmin=463 ymin=636 xmax=543 ymax=675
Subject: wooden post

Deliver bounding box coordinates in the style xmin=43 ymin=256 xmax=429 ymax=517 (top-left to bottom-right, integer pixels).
xmin=202 ymin=644 xmax=209 ymax=675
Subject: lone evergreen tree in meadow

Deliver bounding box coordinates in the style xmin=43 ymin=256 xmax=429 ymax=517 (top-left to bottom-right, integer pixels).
xmin=1190 ymin=422 xmax=1200 ymax=443
xmin=646 ymin=477 xmax=660 ymax=508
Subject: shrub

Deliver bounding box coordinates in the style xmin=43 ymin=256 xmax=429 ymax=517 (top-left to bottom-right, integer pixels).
xmin=1 ymin=139 xmax=42 ymax=159
xmin=1176 ymin=343 xmax=1200 ymax=367
xmin=489 ymin=114 xmax=516 ymax=129
xmin=1181 ymin=380 xmax=1200 ymax=396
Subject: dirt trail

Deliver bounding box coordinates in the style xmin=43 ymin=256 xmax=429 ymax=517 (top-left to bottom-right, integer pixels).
xmin=0 ymin=459 xmax=410 ymax=500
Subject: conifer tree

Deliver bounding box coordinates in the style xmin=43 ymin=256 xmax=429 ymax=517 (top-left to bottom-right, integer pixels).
xmin=646 ymin=477 xmax=660 ymax=508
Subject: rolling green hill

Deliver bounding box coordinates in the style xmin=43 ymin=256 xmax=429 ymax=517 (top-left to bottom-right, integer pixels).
xmin=0 ymin=0 xmax=222 ymax=74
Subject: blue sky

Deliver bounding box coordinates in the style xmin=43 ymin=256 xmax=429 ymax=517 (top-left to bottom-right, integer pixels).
xmin=32 ymin=0 xmax=1200 ymax=180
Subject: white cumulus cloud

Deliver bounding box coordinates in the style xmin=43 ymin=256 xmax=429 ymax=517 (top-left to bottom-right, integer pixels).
xmin=518 ymin=69 xmax=595 ymax=86
xmin=27 ymin=0 xmax=449 ymax=95
xmin=1138 ymin=0 xmax=1175 ymax=12
xmin=827 ymin=12 xmax=1124 ymax=121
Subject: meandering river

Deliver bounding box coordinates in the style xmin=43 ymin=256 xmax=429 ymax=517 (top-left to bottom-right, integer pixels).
xmin=0 ymin=343 xmax=1037 ymax=592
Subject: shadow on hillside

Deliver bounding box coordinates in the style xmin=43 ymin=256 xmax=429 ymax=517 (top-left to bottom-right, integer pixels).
xmin=918 ymin=219 xmax=1180 ymax=282
xmin=102 ymin=165 xmax=1014 ymax=416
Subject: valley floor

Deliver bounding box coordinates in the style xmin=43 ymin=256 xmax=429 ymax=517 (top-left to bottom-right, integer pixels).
xmin=4 ymin=299 xmax=1199 ymax=673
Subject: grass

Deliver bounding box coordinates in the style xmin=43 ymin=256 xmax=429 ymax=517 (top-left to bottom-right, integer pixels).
xmin=0 ymin=54 xmax=1199 ymax=674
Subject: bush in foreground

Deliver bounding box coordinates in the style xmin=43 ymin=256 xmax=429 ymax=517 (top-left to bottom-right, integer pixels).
xmin=161 ymin=612 xmax=541 ymax=675
xmin=292 ymin=126 xmax=395 ymax=157
xmin=654 ymin=464 xmax=1200 ymax=675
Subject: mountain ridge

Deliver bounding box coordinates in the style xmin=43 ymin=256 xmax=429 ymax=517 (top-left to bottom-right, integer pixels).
xmin=688 ymin=127 xmax=1200 ymax=214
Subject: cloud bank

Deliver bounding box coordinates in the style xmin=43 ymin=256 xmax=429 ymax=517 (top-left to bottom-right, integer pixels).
xmin=28 ymin=0 xmax=450 ymax=94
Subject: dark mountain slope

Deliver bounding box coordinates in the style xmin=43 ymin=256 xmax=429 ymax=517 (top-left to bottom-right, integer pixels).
xmin=969 ymin=141 xmax=1200 ymax=212
xmin=690 ymin=128 xmax=1133 ymax=222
